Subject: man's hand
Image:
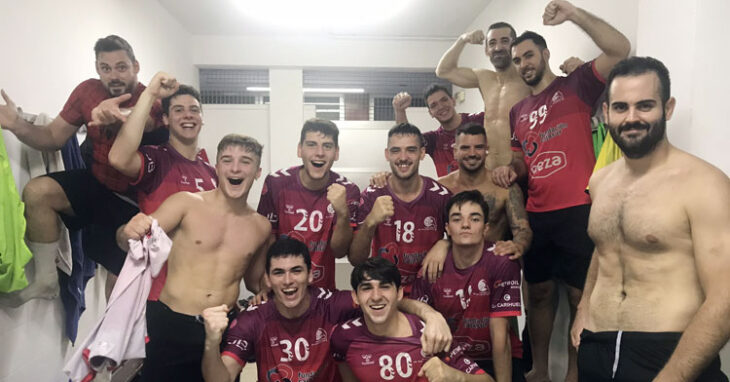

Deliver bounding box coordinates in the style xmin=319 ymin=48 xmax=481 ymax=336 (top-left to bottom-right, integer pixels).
xmin=147 ymin=71 xmax=179 ymax=99
xmin=0 ymin=89 xmax=20 ymax=130
xmin=560 ymin=56 xmax=585 ymax=75
xmin=327 ymin=183 xmax=349 ymax=216
xmin=420 ymin=312 xmax=453 ymax=356
xmin=571 ymin=306 xmax=587 ymax=349
xmin=88 ymin=93 xmax=133 ymax=127
xmin=421 ymin=240 xmax=449 ymax=282
xmin=392 ymin=92 xmax=412 ymax=112
xmin=543 ymin=0 xmax=578 ymax=26
xmin=418 ymin=357 xmax=459 ymax=382
xmin=492 ymin=165 xmax=517 ymax=188
xmin=122 ymin=213 xmax=153 ymax=241
xmin=365 ymin=196 xmax=395 ymax=227
xmin=493 ymin=240 xmax=523 ymax=260
xmin=460 ymin=30 xmax=485 ymax=45
xmin=249 ymin=288 xmax=270 ymax=306
xmin=202 ymin=304 xmax=231 ymax=346
xmin=369 ymin=172 xmax=390 ymax=188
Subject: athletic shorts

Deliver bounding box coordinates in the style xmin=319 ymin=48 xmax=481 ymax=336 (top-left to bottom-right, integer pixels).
xmin=477 ymin=357 xmax=526 ymax=382
xmin=578 ymin=330 xmax=728 ymax=382
xmin=523 ymin=204 xmax=593 ymax=289
xmin=45 ymin=169 xmax=138 ymax=274
xmin=141 ymin=300 xmax=239 ymax=382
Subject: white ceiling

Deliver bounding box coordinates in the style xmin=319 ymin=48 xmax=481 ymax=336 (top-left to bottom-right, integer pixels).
xmin=158 ymin=0 xmax=490 ymax=39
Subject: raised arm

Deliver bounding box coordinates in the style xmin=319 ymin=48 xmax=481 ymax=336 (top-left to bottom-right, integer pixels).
xmin=542 ymin=0 xmax=630 ymax=78
xmin=201 ymin=305 xmax=243 ymax=382
xmin=328 ymin=184 xmax=354 ymax=258
xmin=348 ymin=195 xmax=394 ymax=265
xmin=0 ymin=90 xmax=79 ymax=151
xmin=119 ymin=191 xmax=193 ymax=245
xmin=392 ymin=92 xmax=411 ymax=125
xmin=435 ymin=31 xmax=484 ymax=89
xmin=109 ymin=72 xmax=178 ymax=178
xmin=654 ymin=169 xmax=730 ymax=382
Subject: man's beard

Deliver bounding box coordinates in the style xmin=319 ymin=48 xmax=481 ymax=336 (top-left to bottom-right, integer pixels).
xmin=608 ymin=113 xmax=666 ymax=159
xmin=522 ymin=59 xmax=546 ymax=87
xmin=459 ymin=156 xmax=484 ymax=175
xmin=490 ymin=50 xmax=511 ymax=71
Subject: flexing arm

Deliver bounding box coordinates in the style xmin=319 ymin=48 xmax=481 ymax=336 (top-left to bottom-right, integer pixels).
xmin=348 ymin=195 xmax=394 ymax=265
xmin=393 ymin=92 xmax=411 ymax=124
xmin=0 ymin=90 xmax=78 ymax=150
xmin=435 ymin=31 xmax=484 ymax=88
xmin=119 ymin=192 xmax=193 ymax=245
xmin=495 ymin=185 xmax=532 ymax=259
xmin=201 ymin=305 xmax=243 ymax=382
xmin=109 ymin=72 xmax=178 ymax=178
xmin=543 ymin=0 xmax=630 ymax=78
xmin=398 ymin=298 xmax=453 ymax=355
xmin=653 ymin=171 xmax=730 ymax=382
xmin=328 ymin=184 xmax=354 ymax=258
xmin=489 ymin=317 xmax=512 ymax=382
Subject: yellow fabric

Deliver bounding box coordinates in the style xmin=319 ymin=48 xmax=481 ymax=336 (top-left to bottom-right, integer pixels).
xmin=593 ymin=132 xmax=623 ymax=172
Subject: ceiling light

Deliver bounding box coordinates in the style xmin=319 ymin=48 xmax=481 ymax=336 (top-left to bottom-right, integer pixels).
xmin=246 ymin=87 xmax=365 ymax=93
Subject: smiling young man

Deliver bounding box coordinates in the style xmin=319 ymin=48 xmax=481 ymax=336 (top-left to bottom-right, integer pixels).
xmin=412 ymin=191 xmax=523 ymax=382
xmin=201 ymin=237 xmax=453 ymax=382
xmin=393 ymin=85 xmax=484 ymax=177
xmin=331 ymin=257 xmax=492 ymax=382
xmin=349 ymin=123 xmax=451 ymax=295
xmin=257 ymin=119 xmax=360 ymax=290
xmin=119 ymin=134 xmax=270 ymax=381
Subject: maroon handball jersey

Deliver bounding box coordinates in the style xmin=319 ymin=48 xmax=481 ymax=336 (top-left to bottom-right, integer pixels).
xmin=510 ymin=61 xmax=605 ymax=212
xmin=222 ymin=287 xmax=360 ymax=382
xmin=424 ymin=112 xmax=484 ymax=177
xmin=411 ymin=244 xmax=523 ymax=360
xmin=330 ymin=313 xmax=484 ymax=381
xmin=257 ymin=166 xmax=360 ymax=289
xmin=356 ymin=177 xmax=450 ymax=294
xmin=132 ymin=143 xmax=217 ymax=214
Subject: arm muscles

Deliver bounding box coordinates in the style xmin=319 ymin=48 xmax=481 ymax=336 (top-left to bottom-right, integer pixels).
xmin=505 ymin=185 xmax=532 ymax=253
xmin=108 ymin=92 xmax=155 ymax=177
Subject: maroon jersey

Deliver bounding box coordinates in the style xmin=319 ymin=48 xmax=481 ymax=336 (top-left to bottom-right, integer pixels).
xmin=356 ymin=177 xmax=450 ymax=294
xmin=257 ymin=166 xmax=360 ymax=290
xmin=510 ymin=61 xmax=604 ymax=212
xmin=133 ymin=143 xmax=217 ymax=214
xmin=331 ymin=313 xmax=484 ymax=381
xmin=222 ymin=287 xmax=360 ymax=382
xmin=59 ymin=79 xmax=163 ymax=193
xmin=411 ymin=244 xmax=523 ymax=360
xmin=424 ymin=112 xmax=484 ymax=177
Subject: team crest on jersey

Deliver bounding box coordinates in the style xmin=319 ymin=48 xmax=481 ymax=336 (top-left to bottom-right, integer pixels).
xmin=478 ymin=279 xmax=489 ymax=294
xmin=326 ymin=203 xmax=335 ymax=216
xmin=551 ymin=90 xmax=565 ymax=105
xmin=313 ymin=328 xmax=328 ymax=345
xmin=361 ymin=354 xmax=374 ymax=365
xmin=423 ymin=216 xmax=436 ymax=230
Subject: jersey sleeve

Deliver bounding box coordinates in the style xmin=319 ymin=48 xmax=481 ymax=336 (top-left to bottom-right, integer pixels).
xmin=568 ymin=60 xmax=606 ymax=109
xmin=256 ymin=175 xmax=279 ymax=233
xmin=489 ymin=256 xmax=522 ymax=317
xmin=59 ymin=81 xmax=90 ymax=126
xmin=444 ymin=344 xmax=486 ymax=375
xmin=423 ymin=131 xmax=437 ymax=157
xmin=221 ymin=310 xmax=259 ymax=366
xmin=329 ymin=323 xmax=351 ymax=362
xmin=463 ymin=112 xmax=485 ymax=125
xmin=131 ymin=146 xmax=164 ymax=193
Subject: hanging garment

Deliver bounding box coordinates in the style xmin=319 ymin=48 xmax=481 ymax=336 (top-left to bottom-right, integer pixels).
xmin=593 ymin=131 xmax=623 ymax=173
xmin=64 ymin=219 xmax=171 ymax=382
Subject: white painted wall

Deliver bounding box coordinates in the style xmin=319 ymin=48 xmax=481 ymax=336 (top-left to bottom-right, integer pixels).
xmin=0 ymin=1 xmax=192 ymax=381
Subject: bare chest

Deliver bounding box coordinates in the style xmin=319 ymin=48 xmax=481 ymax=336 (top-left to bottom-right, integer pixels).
xmin=478 ymin=77 xmax=530 ymax=120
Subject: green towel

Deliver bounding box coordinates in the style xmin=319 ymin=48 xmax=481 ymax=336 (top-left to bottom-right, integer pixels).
xmin=592 ymin=122 xmax=607 ymax=159
xmin=0 ymin=130 xmax=32 ymax=292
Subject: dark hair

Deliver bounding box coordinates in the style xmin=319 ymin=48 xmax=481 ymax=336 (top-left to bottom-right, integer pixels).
xmin=511 ymin=31 xmax=548 ymax=51
xmin=265 ymin=237 xmax=312 ymax=273
xmin=606 ymin=56 xmax=671 ymax=104
xmin=487 ymin=22 xmax=517 ymax=40
xmin=216 ymin=134 xmax=263 ymax=162
xmin=300 ymin=118 xmax=339 ymax=147
xmin=455 ymin=123 xmax=487 ymax=139
xmin=350 ymin=257 xmax=401 ymax=290
xmin=94 ymin=35 xmax=136 ymax=62
xmin=445 ymin=190 xmax=490 ymax=224
xmin=423 ymin=84 xmax=452 ymax=103
xmin=387 ymin=123 xmax=424 ymax=148
xmin=161 ymin=84 xmax=201 ymax=116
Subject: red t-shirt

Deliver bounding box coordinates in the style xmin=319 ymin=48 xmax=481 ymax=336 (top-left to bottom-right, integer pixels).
xmin=355 ymin=177 xmax=450 ymax=294
xmin=424 ymin=112 xmax=485 ymax=177
xmin=59 ymin=79 xmax=163 ymax=193
xmin=510 ymin=61 xmax=604 ymax=212
xmin=257 ymin=166 xmax=360 ymax=290
xmin=331 ymin=314 xmax=485 ymax=381
xmin=411 ymin=244 xmax=523 ymax=360
xmin=222 ymin=287 xmax=359 ymax=381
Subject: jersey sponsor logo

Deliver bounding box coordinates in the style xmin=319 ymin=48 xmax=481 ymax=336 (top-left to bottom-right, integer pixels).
xmin=270 ymin=336 xmax=279 ymax=347
xmin=267 ymin=212 xmax=279 ymax=224
xmin=493 ymin=279 xmax=519 ymax=289
xmin=228 ymin=338 xmax=248 ymax=351
xmin=284 ymin=204 xmax=295 ymax=215
xmin=551 ymin=90 xmax=565 ymax=105
xmin=521 ymin=131 xmax=540 ymax=157
xmin=145 ymin=154 xmax=155 ymax=173
xmin=529 ymin=151 xmax=567 ymax=179
xmin=297 ymin=371 xmax=316 ymax=380
xmin=496 ymin=301 xmax=520 ymax=308
xmin=361 ymin=354 xmax=375 ymax=366
xmin=383 ymin=217 xmax=393 ymax=226
xmin=311 ymin=263 xmax=325 ymax=283
xmin=266 ymin=364 xmax=293 ymax=382
xmin=428 ymin=181 xmax=449 ymax=196
xmin=180 ymin=175 xmax=190 ymax=185
xmin=461 ymin=317 xmax=489 ymax=329
xmin=442 ymin=288 xmax=454 ymax=298
xmin=504 ymin=294 xmax=511 ymax=301
xmin=540 ymin=122 xmax=568 ymax=143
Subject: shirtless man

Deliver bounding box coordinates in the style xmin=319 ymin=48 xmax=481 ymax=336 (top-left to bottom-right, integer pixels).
xmin=572 ymin=57 xmax=730 ymax=381
xmin=436 ymin=22 xmax=531 ymax=170
xmin=120 ymin=134 xmax=270 ymax=381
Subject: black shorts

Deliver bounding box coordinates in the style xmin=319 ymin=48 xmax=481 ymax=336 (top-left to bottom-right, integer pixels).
xmin=523 ymin=204 xmax=593 ymax=289
xmin=477 ymin=357 xmax=526 ymax=382
xmin=141 ymin=300 xmax=238 ymax=382
xmin=45 ymin=169 xmax=138 ymax=274
xmin=578 ymin=330 xmax=728 ymax=382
